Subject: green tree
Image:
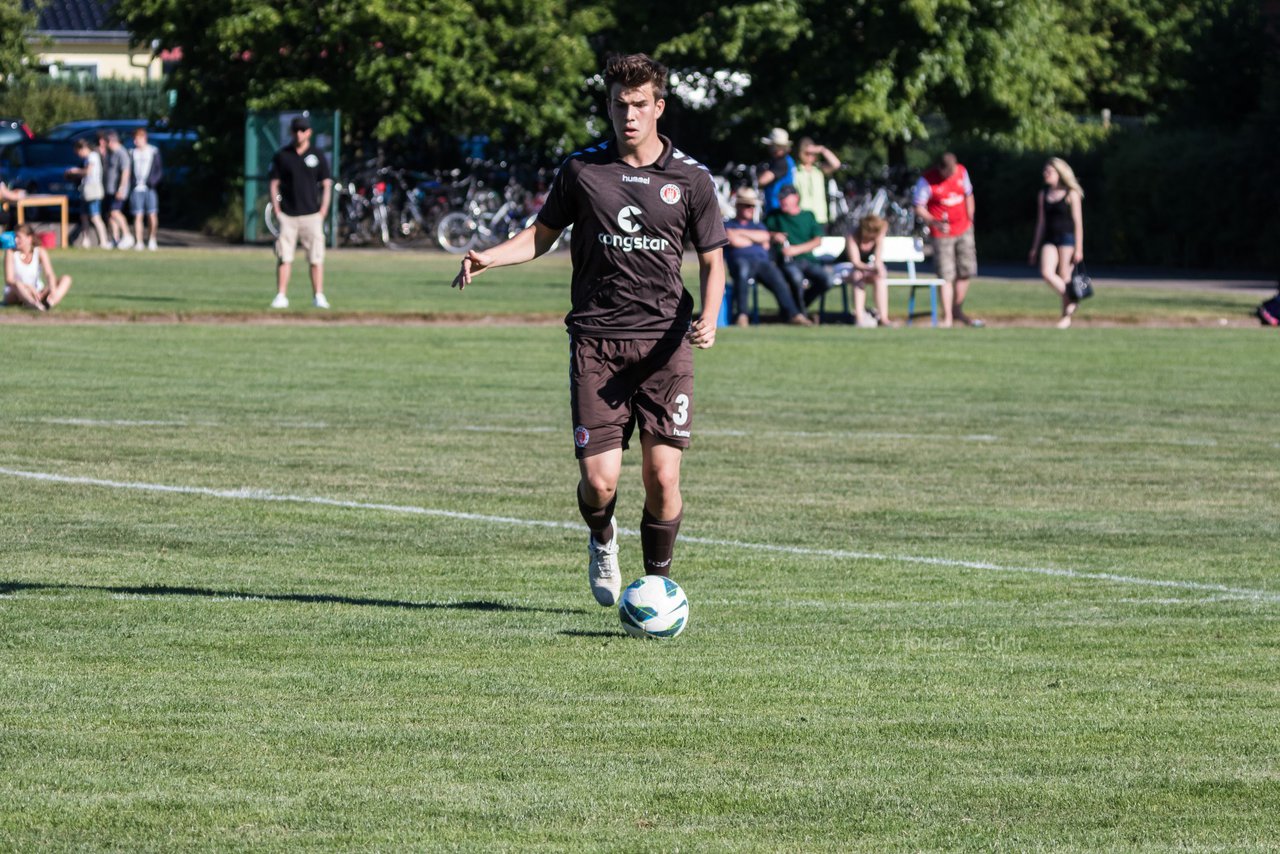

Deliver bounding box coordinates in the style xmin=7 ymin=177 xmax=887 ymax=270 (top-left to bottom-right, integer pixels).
xmin=0 ymin=0 xmax=38 ymax=81
xmin=591 ymin=0 xmax=1104 ymax=157
xmin=114 ymin=0 xmax=600 ymax=177
xmin=592 ymin=0 xmax=1245 ymax=160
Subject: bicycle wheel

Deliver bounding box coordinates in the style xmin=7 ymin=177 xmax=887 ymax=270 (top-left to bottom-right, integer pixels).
xmin=263 ymin=203 xmax=280 ymax=238
xmin=373 ymin=203 xmax=391 ymax=247
xmin=395 ymin=204 xmax=425 ymax=244
xmin=436 ymin=211 xmax=478 ymax=254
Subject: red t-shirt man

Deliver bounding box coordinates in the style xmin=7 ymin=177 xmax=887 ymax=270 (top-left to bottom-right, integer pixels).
xmin=912 ymin=152 xmax=981 ymax=326
xmin=913 ymin=161 xmax=974 ymax=238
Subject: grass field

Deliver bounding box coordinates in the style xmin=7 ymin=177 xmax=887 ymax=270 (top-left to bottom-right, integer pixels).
xmin=1 ymin=251 xmax=1278 ymax=849
xmin=7 ymin=246 xmax=1265 ymax=323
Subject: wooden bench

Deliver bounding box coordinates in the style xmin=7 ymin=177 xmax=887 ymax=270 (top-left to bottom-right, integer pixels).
xmin=820 ymin=235 xmax=946 ymax=326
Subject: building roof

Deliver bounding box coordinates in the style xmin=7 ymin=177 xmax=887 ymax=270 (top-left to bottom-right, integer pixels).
xmin=24 ymin=0 xmax=126 ymax=36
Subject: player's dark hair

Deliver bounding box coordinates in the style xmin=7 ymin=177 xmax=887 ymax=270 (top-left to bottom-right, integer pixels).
xmin=604 ymin=53 xmax=668 ymax=100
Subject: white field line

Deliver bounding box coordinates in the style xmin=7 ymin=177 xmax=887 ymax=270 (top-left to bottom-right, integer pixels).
xmin=462 ymin=425 xmax=1002 ymax=442
xmin=35 ymin=417 xmax=329 ymax=429
xmin=2 ymin=465 xmax=1276 ymax=604
xmin=454 ymin=427 xmax=1224 ymax=446
xmin=462 ymin=425 xmax=559 ymax=434
xmin=26 ymin=418 xmax=1233 ymax=448
xmin=702 ymin=429 xmax=1001 ymax=442
xmin=41 ymin=418 xmax=200 ymax=427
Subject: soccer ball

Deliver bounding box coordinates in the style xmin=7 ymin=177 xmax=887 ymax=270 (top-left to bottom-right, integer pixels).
xmin=619 ymin=575 xmax=689 ymax=640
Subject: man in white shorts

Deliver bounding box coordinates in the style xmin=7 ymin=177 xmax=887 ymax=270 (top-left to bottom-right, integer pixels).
xmin=268 ymin=115 xmax=332 ymax=309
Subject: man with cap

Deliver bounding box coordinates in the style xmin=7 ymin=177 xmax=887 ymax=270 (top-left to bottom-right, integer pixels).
xmin=268 ymin=114 xmax=332 ymax=309
xmin=723 ymin=186 xmax=810 ymax=326
xmin=756 ymin=127 xmax=796 ymax=215
xmin=765 ymin=184 xmax=832 ymax=319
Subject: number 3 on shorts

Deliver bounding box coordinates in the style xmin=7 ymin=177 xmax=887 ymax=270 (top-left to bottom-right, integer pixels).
xmin=672 ymin=393 xmax=690 ymax=426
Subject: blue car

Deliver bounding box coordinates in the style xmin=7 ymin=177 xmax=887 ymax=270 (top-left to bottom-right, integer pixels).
xmin=0 ymin=117 xmax=34 ymax=148
xmin=0 ymin=139 xmax=84 ymax=209
xmin=1 ymin=127 xmax=196 ymax=217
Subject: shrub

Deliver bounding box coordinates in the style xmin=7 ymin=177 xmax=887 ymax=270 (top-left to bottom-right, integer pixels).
xmin=955 ymin=115 xmax=1278 ymax=271
xmin=0 ymin=80 xmax=97 ymax=134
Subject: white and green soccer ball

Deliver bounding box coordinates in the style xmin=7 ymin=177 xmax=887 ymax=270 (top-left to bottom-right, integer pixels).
xmin=619 ymin=575 xmax=689 ymax=640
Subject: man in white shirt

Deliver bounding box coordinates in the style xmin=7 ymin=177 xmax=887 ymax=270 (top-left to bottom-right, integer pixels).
xmin=129 ymin=128 xmax=163 ymax=251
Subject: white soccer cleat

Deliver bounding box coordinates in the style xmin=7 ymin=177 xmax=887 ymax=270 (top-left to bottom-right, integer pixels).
xmin=117 ymin=235 xmax=135 ymax=250
xmin=147 ymin=238 xmax=158 ymax=251
xmin=270 ymin=293 xmax=289 ymax=309
xmin=587 ymin=516 xmax=621 ymax=606
xmin=313 ymin=293 xmax=330 ymax=309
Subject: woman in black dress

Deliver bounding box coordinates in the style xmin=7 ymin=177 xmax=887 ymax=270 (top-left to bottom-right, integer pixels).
xmin=1029 ymin=157 xmax=1084 ymax=328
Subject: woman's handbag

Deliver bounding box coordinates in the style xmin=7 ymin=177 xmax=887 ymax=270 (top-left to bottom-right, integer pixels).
xmin=1067 ymin=263 xmax=1094 ymax=301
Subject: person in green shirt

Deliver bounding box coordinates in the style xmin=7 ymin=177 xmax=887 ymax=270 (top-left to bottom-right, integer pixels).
xmin=765 ymin=185 xmax=831 ymax=317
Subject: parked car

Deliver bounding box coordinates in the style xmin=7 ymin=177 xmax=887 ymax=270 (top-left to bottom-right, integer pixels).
xmin=0 ymin=118 xmax=34 ymax=148
xmin=0 ymin=121 xmax=198 ymax=219
xmin=42 ymin=118 xmax=195 ymax=190
xmin=42 ymin=120 xmax=194 ymax=149
xmin=42 ymin=119 xmax=151 ymax=141
xmin=0 ymin=139 xmax=84 ymax=207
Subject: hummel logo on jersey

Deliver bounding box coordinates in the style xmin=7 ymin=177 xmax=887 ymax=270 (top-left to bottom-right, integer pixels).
xmin=617 ymin=205 xmax=642 ymax=233
xmin=622 ymin=175 xmax=650 ymax=184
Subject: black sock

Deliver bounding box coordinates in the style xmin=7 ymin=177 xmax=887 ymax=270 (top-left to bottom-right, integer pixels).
xmin=577 ymin=486 xmax=617 ymax=543
xmin=640 ymin=507 xmax=682 ymax=577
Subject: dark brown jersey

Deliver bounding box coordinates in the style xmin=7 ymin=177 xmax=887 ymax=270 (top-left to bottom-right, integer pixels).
xmin=537 ymin=135 xmax=728 ymax=340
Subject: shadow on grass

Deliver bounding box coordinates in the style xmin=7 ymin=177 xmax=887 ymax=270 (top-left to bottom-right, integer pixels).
xmin=0 ymin=580 xmax=579 ymax=615
xmin=558 ymin=629 xmax=622 ymax=638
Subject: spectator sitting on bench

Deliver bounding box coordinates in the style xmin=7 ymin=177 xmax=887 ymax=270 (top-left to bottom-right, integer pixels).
xmin=765 ymin=185 xmax=831 ymax=321
xmin=724 ymin=187 xmax=810 ymax=327
xmin=845 ymin=213 xmax=895 ymax=328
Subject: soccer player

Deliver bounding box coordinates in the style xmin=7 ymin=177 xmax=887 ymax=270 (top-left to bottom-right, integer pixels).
xmin=451 ymin=53 xmax=727 ymax=606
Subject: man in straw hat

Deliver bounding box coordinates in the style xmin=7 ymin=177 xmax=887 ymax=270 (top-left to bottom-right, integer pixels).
xmin=723 ymin=186 xmax=810 ymax=326
xmin=757 ymin=127 xmax=796 ymax=214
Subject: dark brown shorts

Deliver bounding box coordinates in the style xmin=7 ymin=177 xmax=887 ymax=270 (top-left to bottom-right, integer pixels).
xmin=569 ymin=336 xmax=693 ymax=459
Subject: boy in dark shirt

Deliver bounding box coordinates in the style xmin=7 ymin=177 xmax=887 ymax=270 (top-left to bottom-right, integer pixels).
xmin=452 ymin=53 xmax=727 ymax=607
xmin=268 ymin=115 xmax=332 ymax=309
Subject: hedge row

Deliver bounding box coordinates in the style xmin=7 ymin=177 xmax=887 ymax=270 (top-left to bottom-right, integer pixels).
xmin=959 ymin=118 xmax=1278 ymax=273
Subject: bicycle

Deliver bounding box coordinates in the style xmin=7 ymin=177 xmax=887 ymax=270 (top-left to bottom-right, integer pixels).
xmin=436 ymin=180 xmax=535 ymax=254
xmin=389 ymin=168 xmax=452 ymax=245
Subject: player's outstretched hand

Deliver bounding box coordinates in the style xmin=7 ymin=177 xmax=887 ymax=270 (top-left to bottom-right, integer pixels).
xmin=688 ymin=316 xmax=716 ymax=349
xmin=452 ymin=250 xmax=493 ymax=290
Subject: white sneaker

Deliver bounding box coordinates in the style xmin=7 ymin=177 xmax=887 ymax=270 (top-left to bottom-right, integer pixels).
xmin=101 ymin=243 xmax=114 ymax=251
xmin=147 ymin=238 xmax=158 ymax=251
xmin=270 ymin=293 xmax=289 ymax=309
xmin=133 ymin=242 xmax=144 ymax=252
xmin=587 ymin=516 xmax=621 ymax=606
xmin=117 ymin=235 xmax=135 ymax=250
xmin=313 ymin=294 xmax=330 ymax=309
